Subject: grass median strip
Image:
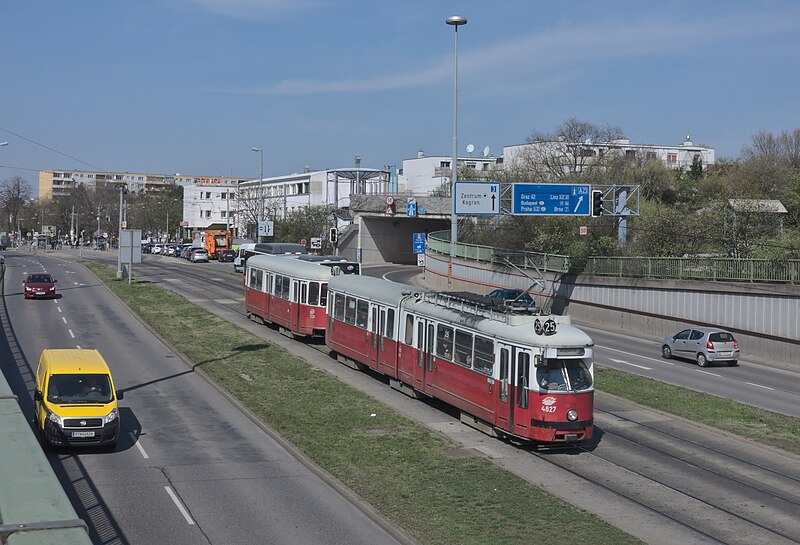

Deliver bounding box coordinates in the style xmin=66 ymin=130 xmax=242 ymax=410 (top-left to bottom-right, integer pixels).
xmin=83 ymin=261 xmax=640 ymax=545
xmin=596 ymin=368 xmax=800 ymax=455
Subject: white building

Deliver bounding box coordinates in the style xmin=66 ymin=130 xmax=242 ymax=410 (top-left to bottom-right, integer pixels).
xmin=234 ymin=166 xmax=396 ymax=236
xmin=399 ymin=150 xmax=501 ymax=194
xmin=182 ymin=179 xmax=239 ymax=235
xmin=503 ymin=135 xmax=715 ymax=172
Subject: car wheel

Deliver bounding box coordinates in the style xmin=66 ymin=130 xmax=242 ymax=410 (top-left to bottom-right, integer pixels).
xmin=727 ymin=360 xmax=738 ymax=367
xmin=697 ymin=353 xmax=708 ymax=367
xmin=661 ymin=345 xmax=672 ymax=359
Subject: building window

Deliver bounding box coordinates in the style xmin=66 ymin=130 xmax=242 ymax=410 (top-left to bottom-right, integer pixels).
xmin=667 ymin=153 xmax=677 ymax=164
xmin=206 ymin=192 xmax=211 ymax=199
xmin=221 ymin=211 xmax=227 ymax=218
xmin=205 ymin=210 xmax=211 ymax=218
xmin=625 ymin=150 xmax=636 ymax=158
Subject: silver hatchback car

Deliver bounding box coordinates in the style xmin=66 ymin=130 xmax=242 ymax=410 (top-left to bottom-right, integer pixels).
xmin=662 ymin=327 xmax=740 ymax=367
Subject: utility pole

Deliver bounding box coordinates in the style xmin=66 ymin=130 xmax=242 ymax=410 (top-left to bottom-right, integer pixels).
xmin=117 ymin=184 xmax=125 ymax=278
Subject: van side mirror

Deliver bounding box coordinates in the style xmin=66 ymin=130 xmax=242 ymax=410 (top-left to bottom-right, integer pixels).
xmin=116 ymin=390 xmax=124 ymax=400
xmin=34 ymin=390 xmax=43 ymax=401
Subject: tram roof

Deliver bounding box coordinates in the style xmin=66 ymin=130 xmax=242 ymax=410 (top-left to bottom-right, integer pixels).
xmin=328 ymin=275 xmax=424 ymax=307
xmin=405 ymin=297 xmax=593 ymax=347
xmin=329 ymin=276 xmax=592 ymax=348
xmin=247 ymin=254 xmax=338 ymax=281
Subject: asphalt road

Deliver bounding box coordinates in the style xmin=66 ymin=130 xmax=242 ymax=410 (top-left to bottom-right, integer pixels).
xmin=0 ymin=250 xmax=408 ymax=545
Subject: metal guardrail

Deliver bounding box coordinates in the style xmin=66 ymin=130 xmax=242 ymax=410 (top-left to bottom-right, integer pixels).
xmin=427 ymin=230 xmax=800 ymax=284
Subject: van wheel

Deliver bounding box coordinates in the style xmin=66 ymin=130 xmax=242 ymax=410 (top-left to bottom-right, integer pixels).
xmin=697 ymin=353 xmax=708 ymax=367
xmin=661 ymin=345 xmax=672 ymax=359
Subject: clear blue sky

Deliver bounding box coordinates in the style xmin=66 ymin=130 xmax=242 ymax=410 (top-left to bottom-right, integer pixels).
xmin=2 ymin=1 xmax=799 ymax=194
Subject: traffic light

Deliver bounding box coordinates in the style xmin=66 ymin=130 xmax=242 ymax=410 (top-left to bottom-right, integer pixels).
xmin=591 ymin=190 xmax=603 ymax=217
xmin=328 ymin=227 xmax=338 ymax=244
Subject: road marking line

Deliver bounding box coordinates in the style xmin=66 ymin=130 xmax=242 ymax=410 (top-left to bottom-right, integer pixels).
xmin=164 ymin=486 xmax=195 ymax=525
xmin=696 ymin=370 xmax=721 ymax=377
xmin=745 ymin=382 xmax=775 ymax=391
xmin=129 ymin=431 xmax=150 ymax=459
xmin=68 ymin=329 xmax=75 ymax=338
xmin=76 ymin=345 xmax=81 ymax=349
xmin=62 ymin=316 xmax=68 ymax=324
xmin=609 ymin=358 xmax=651 ymax=370
xmin=57 ymin=307 xmax=62 ymax=313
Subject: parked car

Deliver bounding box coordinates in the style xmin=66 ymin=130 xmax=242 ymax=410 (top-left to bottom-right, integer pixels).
xmin=487 ymin=288 xmax=537 ymax=311
xmin=217 ymin=249 xmax=235 ymax=262
xmin=190 ymin=248 xmax=209 ymax=263
xmin=184 ymin=246 xmax=201 ymax=259
xmin=23 ymin=272 xmax=58 ymax=299
xmin=662 ymin=327 xmax=740 ymax=367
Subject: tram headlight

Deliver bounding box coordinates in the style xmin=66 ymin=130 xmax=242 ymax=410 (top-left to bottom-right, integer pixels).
xmin=566 ymin=409 xmax=578 ymax=421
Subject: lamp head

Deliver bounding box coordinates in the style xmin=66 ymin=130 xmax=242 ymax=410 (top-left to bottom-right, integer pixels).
xmin=446 ymin=16 xmax=467 ymax=26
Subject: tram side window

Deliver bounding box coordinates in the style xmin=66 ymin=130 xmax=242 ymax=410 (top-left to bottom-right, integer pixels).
xmin=300 ymin=283 xmax=308 ymax=305
xmin=333 ymin=293 xmax=345 ymax=320
xmin=344 ymin=296 xmax=357 ymax=325
xmin=473 ymin=336 xmax=495 ymax=375
xmin=454 ymin=330 xmax=472 ymax=367
xmin=308 ymin=282 xmax=319 ymax=306
xmin=385 ymin=309 xmax=395 ymax=339
xmin=356 ymin=300 xmax=369 ymax=329
xmin=517 ymin=353 xmax=530 ymax=409
xmin=320 ymin=283 xmax=328 ymax=306
xmin=248 ymin=268 xmax=263 ymax=291
xmin=404 ymin=314 xmax=414 ymax=345
xmin=275 ymin=275 xmax=290 ymax=299
xmin=436 ymin=325 xmax=454 ymax=360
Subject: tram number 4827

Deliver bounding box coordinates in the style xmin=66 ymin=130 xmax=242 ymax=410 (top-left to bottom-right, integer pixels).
xmin=534 ymin=318 xmax=557 ymax=336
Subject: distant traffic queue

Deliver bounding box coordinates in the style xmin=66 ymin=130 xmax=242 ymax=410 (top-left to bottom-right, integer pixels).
xmin=243 ymin=254 xmax=594 ymax=445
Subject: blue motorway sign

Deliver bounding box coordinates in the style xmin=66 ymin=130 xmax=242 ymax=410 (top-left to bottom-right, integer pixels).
xmin=412 ymin=232 xmax=426 ymax=254
xmin=512 ymin=184 xmax=591 ymax=216
xmin=407 ymin=202 xmax=417 ymax=217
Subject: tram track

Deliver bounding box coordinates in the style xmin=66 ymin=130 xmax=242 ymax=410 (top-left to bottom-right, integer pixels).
xmin=545 ymin=418 xmax=800 ymax=544
xmin=83 ymin=254 xmax=800 ymax=544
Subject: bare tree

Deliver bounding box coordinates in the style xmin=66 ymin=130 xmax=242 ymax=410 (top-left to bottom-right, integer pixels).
xmin=0 ymin=176 xmax=32 ymax=232
xmin=743 ymin=128 xmax=800 ymax=168
xmin=516 ymin=118 xmax=625 ymax=183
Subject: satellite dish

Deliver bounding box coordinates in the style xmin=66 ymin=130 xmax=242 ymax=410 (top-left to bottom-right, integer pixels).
xmin=466 ymin=143 xmax=475 ymax=154
xmin=482 ymin=146 xmax=490 ymax=157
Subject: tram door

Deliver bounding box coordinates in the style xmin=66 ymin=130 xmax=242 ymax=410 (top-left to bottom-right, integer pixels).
xmin=367 ymin=303 xmax=381 ymax=370
xmin=290 ymin=280 xmax=301 ymax=331
xmin=495 ymin=344 xmax=533 ymax=435
xmin=412 ymin=317 xmax=435 ymax=392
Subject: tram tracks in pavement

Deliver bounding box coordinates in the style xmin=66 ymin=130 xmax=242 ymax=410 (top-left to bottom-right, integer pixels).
xmin=538 ymin=409 xmax=800 ymax=544
xmin=93 ymin=255 xmax=800 ymax=544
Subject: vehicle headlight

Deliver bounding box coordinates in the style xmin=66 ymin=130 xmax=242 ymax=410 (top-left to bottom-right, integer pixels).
xmin=566 ymin=409 xmax=578 ymax=421
xmin=103 ymin=408 xmax=118 ymax=424
xmin=47 ymin=410 xmax=62 ymax=425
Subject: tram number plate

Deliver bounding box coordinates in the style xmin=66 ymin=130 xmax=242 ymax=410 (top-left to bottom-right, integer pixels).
xmin=71 ymin=431 xmax=95 ymax=438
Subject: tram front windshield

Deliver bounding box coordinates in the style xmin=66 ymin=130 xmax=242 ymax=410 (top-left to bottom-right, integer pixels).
xmin=537 ymin=358 xmax=592 ymax=392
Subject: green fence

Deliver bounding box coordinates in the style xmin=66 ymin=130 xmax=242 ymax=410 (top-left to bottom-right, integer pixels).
xmin=427 ymin=230 xmax=800 ymax=284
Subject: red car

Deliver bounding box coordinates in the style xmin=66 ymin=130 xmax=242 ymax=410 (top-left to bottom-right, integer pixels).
xmin=23 ymin=273 xmax=58 ymax=299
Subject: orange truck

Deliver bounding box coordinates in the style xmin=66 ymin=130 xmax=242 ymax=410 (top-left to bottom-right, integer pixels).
xmin=202 ymin=230 xmax=232 ymax=259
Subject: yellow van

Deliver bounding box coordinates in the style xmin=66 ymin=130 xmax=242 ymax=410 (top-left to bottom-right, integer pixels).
xmin=33 ymin=349 xmax=123 ymax=448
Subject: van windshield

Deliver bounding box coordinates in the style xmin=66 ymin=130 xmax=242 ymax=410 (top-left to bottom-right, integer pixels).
xmin=47 ymin=374 xmax=113 ymax=404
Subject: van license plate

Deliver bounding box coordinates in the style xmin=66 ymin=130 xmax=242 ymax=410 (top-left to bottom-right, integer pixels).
xmin=72 ymin=431 xmax=95 ymax=438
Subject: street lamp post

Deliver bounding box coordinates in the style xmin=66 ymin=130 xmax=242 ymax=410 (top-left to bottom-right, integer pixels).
xmin=446 ymin=15 xmax=467 ymax=288
xmin=251 ymin=147 xmax=264 ymax=241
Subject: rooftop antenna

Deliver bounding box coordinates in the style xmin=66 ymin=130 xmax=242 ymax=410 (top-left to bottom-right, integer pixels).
xmin=466 ymin=143 xmax=475 ymax=156
xmin=482 ymin=146 xmax=490 ymax=157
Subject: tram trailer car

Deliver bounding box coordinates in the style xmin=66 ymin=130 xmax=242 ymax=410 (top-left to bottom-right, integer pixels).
xmin=326 ymin=275 xmax=594 ymax=444
xmin=244 ymin=254 xmax=335 ymax=338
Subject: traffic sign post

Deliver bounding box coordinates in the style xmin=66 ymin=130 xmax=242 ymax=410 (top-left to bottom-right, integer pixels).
xmin=258 ymin=220 xmax=274 ymax=237
xmin=454 ymin=182 xmax=500 ymax=215
xmin=511 ymin=184 xmax=591 ymax=216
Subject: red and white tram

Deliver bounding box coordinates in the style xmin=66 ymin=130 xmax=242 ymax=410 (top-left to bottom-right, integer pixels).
xmin=244 ymin=254 xmax=338 ymax=338
xmin=326 ymin=275 xmax=594 ymax=444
